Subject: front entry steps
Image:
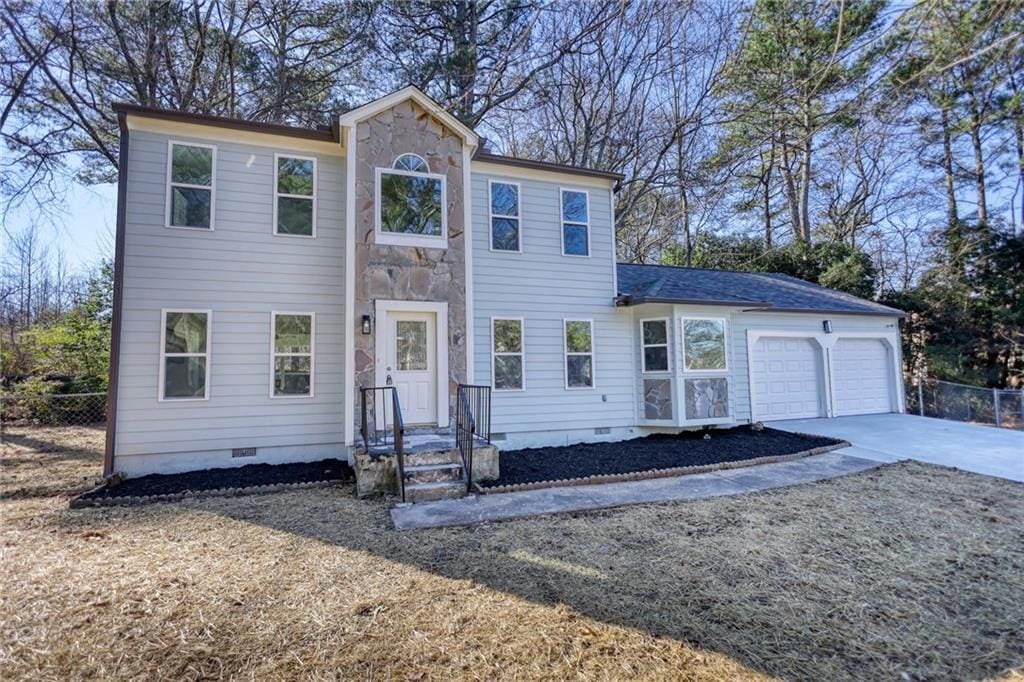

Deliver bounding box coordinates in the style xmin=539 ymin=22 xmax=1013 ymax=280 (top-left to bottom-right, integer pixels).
xmin=354 ymin=432 xmax=500 ymax=502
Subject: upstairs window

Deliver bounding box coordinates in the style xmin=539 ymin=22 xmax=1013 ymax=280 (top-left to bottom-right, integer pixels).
xmin=160 ymin=310 xmax=210 ymax=400
xmin=275 ymin=155 xmax=316 ymax=237
xmin=489 ymin=181 xmax=521 ymax=252
xmin=641 ymin=319 xmax=670 ymax=372
xmin=564 ymin=319 xmax=595 ymax=389
xmin=492 ymin=318 xmax=524 ymax=391
xmin=272 ymin=312 xmax=314 ymax=397
xmin=167 ymin=142 xmax=215 ymax=229
xmin=377 ymin=153 xmax=446 ymax=245
xmin=560 ymin=189 xmax=589 ymax=256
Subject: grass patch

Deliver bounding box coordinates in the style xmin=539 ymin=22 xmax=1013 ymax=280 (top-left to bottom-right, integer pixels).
xmin=1 ymin=425 xmax=1022 ymax=680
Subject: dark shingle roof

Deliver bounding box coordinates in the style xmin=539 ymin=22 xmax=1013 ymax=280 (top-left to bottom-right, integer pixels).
xmin=616 ymin=263 xmax=904 ymax=317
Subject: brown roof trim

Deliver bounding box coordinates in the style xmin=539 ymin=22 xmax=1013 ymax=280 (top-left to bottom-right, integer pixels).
xmin=112 ymin=102 xmax=339 ymax=143
xmin=616 ymin=294 xmax=905 ymax=318
xmin=103 ymin=112 xmax=130 ymax=478
xmin=473 ymin=151 xmax=625 ymax=181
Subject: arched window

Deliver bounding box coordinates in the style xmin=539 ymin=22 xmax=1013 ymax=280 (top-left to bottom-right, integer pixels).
xmin=376 ymin=152 xmax=447 ymax=245
xmin=393 ymin=153 xmax=429 ymax=173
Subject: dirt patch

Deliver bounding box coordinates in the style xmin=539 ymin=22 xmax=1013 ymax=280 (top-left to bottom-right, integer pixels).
xmin=485 ymin=426 xmax=843 ymax=489
xmin=79 ymin=458 xmax=354 ymax=501
xmin=2 ymin=426 xmax=1023 ymax=680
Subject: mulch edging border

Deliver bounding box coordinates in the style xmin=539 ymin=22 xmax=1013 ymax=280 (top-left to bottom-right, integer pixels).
xmin=476 ymin=439 xmax=851 ymax=495
xmin=69 ymin=479 xmax=342 ymax=509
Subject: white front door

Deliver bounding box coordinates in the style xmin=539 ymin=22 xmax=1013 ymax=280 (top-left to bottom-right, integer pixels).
xmin=386 ymin=312 xmax=437 ymax=425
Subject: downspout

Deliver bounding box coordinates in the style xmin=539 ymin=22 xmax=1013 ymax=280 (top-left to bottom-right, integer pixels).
xmin=103 ymin=111 xmax=130 ymax=478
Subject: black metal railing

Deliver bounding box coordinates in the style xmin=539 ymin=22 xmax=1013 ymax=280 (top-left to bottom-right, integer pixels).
xmin=360 ymin=386 xmax=407 ymax=501
xmin=455 ymin=384 xmax=491 ymax=493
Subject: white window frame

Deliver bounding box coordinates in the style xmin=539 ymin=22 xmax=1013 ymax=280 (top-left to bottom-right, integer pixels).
xmin=269 ymin=311 xmax=316 ymax=399
xmin=374 ymin=163 xmax=448 ymax=248
xmin=488 ymin=179 xmax=522 ymax=253
xmin=394 ymin=153 xmax=429 ymax=172
xmin=681 ymin=317 xmax=729 ymax=374
xmin=158 ymin=308 xmax=212 ymax=402
xmin=491 ymin=317 xmax=525 ymax=392
xmin=563 ymin=318 xmax=595 ymax=390
xmin=640 ymin=317 xmax=671 ymax=373
xmin=273 ymin=153 xmax=317 ymax=238
xmin=559 ymin=188 xmax=591 ymax=258
xmin=165 ymin=140 xmax=216 ymax=231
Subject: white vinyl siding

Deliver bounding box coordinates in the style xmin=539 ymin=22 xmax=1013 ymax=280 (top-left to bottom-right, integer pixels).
xmin=114 ymin=129 xmax=346 ymax=474
xmin=471 ymin=172 xmax=632 ymax=437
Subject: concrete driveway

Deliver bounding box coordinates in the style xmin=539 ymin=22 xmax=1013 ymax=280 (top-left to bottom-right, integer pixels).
xmin=773 ymin=413 xmax=1024 ymax=482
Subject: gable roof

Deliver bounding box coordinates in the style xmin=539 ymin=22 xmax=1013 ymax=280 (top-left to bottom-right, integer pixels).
xmin=337 ymin=85 xmax=479 ymax=148
xmin=616 ymin=263 xmax=905 ymax=318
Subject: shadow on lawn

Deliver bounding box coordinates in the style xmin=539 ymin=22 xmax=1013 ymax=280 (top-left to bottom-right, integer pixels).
xmin=191 ymin=468 xmax=1024 ymax=681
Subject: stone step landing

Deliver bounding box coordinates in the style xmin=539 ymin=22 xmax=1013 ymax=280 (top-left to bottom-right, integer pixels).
xmin=354 ymin=437 xmax=500 ymax=502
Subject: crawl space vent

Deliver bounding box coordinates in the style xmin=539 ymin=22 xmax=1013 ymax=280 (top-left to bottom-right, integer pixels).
xmin=594 ymin=427 xmax=611 ymax=435
xmin=232 ymin=447 xmax=257 ymax=458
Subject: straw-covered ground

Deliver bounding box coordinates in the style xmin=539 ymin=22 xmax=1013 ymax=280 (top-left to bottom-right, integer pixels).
xmin=2 ymin=425 xmax=1023 ymax=681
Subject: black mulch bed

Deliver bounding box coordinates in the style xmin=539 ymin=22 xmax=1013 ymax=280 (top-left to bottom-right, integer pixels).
xmin=480 ymin=426 xmax=844 ymax=489
xmin=81 ymin=458 xmax=354 ymax=500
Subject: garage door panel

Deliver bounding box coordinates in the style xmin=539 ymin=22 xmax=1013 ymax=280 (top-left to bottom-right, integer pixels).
xmin=751 ymin=336 xmax=825 ymax=421
xmin=833 ymin=338 xmax=893 ymax=416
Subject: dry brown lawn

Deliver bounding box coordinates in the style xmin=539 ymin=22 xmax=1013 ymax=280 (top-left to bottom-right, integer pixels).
xmin=2 ymin=425 xmax=1023 ymax=681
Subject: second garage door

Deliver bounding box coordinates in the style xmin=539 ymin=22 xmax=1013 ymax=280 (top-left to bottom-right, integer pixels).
xmin=832 ymin=338 xmax=894 ymax=416
xmin=750 ymin=336 xmax=826 ymax=421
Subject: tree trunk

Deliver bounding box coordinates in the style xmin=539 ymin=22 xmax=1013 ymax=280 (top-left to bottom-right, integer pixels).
xmin=967 ymin=91 xmax=988 ymax=226
xmin=779 ymin=137 xmax=802 ymax=241
xmin=762 ymin=144 xmax=774 ymax=247
xmin=940 ymin=104 xmax=958 ymax=227
xmin=798 ymin=105 xmax=813 ymax=242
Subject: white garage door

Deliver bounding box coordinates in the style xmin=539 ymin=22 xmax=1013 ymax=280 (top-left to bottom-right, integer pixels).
xmin=750 ymin=336 xmax=826 ymax=421
xmin=832 ymin=338 xmax=894 ymax=416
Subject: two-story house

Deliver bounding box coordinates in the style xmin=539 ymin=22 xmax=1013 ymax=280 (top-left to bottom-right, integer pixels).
xmin=104 ymin=86 xmax=905 ymax=494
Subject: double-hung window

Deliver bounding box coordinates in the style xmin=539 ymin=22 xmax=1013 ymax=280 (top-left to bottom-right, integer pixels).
xmin=681 ymin=317 xmax=729 ymax=420
xmin=167 ymin=142 xmax=215 ymax=229
xmin=492 ymin=318 xmax=524 ymax=391
xmin=376 ymin=153 xmax=447 ymax=247
xmin=275 ymin=155 xmax=316 ymax=236
xmin=489 ymin=181 xmax=521 ymax=251
xmin=560 ymin=189 xmax=589 ymax=256
xmin=271 ymin=312 xmax=314 ymax=397
xmin=641 ymin=319 xmax=670 ymax=372
xmin=160 ymin=310 xmax=211 ymax=400
xmin=564 ymin=319 xmax=594 ymax=389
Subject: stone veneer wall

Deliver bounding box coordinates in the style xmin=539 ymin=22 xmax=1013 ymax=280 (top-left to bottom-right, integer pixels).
xmin=643 ymin=378 xmax=673 ymax=420
xmin=353 ymin=99 xmax=467 ymax=428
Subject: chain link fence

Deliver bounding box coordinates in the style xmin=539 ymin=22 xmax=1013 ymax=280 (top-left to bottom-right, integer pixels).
xmin=906 ymin=377 xmax=1024 ymax=431
xmin=1 ymin=392 xmax=108 ymax=454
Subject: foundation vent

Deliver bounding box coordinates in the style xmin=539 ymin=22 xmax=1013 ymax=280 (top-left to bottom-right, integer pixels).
xmin=594 ymin=427 xmax=611 ymax=435
xmin=491 ymin=432 xmax=507 ymax=441
xmin=232 ymin=447 xmax=257 ymax=458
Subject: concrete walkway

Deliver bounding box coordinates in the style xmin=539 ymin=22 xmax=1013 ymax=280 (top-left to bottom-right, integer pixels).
xmin=773 ymin=414 xmax=1024 ymax=482
xmin=391 ymin=451 xmax=879 ymax=530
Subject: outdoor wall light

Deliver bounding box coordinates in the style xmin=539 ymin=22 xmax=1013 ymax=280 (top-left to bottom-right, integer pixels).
xmin=823 ymin=319 xmax=833 ymax=334
xmin=361 ymin=315 xmax=372 ymax=335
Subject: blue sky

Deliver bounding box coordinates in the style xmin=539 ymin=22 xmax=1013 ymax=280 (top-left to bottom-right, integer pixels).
xmin=6 ymin=181 xmax=117 ymax=274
